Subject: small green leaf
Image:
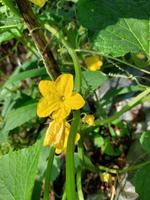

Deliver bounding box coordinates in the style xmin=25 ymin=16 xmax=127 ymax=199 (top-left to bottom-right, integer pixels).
xmin=140 ymin=131 xmax=150 ymax=154
xmin=3 ymin=103 xmax=37 ymax=132
xmin=0 ymin=140 xmax=42 ymax=200
xmin=0 ymin=29 xmax=21 ymax=43
xmin=134 ymin=163 xmax=150 ymax=200
xmin=82 ymin=71 xmax=107 ymax=95
xmin=94 ymin=135 xmax=104 ymax=148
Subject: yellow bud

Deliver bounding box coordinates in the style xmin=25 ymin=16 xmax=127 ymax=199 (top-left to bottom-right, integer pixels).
xmin=30 ymin=0 xmax=47 ymax=7
xmin=82 ymin=114 xmax=95 ymax=126
xmin=85 ymin=55 xmax=103 ymax=71
xmin=100 ymin=172 xmax=112 ymax=184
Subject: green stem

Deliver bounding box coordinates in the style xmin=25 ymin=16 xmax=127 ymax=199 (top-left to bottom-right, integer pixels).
xmin=83 ymin=154 xmax=150 ymax=175
xmin=44 ymin=24 xmax=83 ymax=200
xmin=77 ymin=141 xmax=84 ymax=200
xmin=62 ymin=189 xmax=67 ymax=200
xmin=97 ymin=160 xmax=150 ymax=174
xmin=44 ymin=146 xmax=56 ymax=200
xmin=44 ymin=24 xmax=81 ymax=92
xmin=95 ymin=87 xmax=150 ymax=126
xmin=66 ymin=111 xmax=80 ymax=200
xmin=75 ymin=49 xmax=150 ymax=76
xmin=77 ymin=169 xmax=84 ymax=200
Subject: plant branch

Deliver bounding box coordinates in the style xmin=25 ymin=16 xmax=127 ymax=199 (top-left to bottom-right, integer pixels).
xmin=15 ymin=0 xmax=60 ymax=79
xmin=95 ymin=87 xmax=150 ymax=126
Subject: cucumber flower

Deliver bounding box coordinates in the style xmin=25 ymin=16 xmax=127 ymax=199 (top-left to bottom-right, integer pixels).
xmin=37 ymin=74 xmax=85 ymax=121
xmin=44 ymin=120 xmax=80 ymax=154
xmin=30 ymin=0 xmax=47 ymax=7
xmin=85 ymin=55 xmax=103 ymax=71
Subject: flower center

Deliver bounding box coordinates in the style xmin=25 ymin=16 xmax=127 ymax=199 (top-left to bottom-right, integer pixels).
xmin=60 ymin=96 xmax=65 ymax=101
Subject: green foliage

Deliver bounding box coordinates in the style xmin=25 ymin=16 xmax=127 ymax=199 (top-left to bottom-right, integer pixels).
xmin=0 ymin=139 xmax=42 ymax=200
xmin=7 ymin=68 xmax=47 ymax=83
xmin=82 ymin=71 xmax=107 ymax=96
xmin=0 ymin=3 xmax=22 ymax=43
xmin=77 ymin=0 xmax=150 ymax=58
xmin=3 ymin=103 xmax=37 ymax=132
xmin=134 ymin=163 xmax=150 ymax=200
xmin=140 ymin=131 xmax=150 ymax=154
xmin=0 ymin=0 xmax=150 ymax=199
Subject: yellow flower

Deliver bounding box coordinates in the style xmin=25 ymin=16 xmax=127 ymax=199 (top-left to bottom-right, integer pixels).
xmin=30 ymin=0 xmax=47 ymax=7
xmin=85 ymin=55 xmax=103 ymax=71
xmin=44 ymin=120 xmax=80 ymax=154
xmin=82 ymin=114 xmax=95 ymax=126
xmin=37 ymin=74 xmax=85 ymax=121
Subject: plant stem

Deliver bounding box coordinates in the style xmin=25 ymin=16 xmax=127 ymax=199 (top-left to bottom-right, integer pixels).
xmin=95 ymin=87 xmax=150 ymax=126
xmin=66 ymin=111 xmax=81 ymax=200
xmin=44 ymin=24 xmax=83 ymax=200
xmin=62 ymin=189 xmax=67 ymax=200
xmin=44 ymin=24 xmax=81 ymax=92
xmin=77 ymin=141 xmax=84 ymax=200
xmin=98 ymin=160 xmax=150 ymax=174
xmin=15 ymin=0 xmax=60 ymax=79
xmin=44 ymin=146 xmax=56 ymax=200
xmin=77 ymin=169 xmax=84 ymax=200
xmin=75 ymin=49 xmax=150 ymax=76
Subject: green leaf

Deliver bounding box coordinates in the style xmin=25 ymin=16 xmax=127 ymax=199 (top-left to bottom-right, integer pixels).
xmin=38 ymin=147 xmax=61 ymax=181
xmin=77 ymin=0 xmax=150 ymax=57
xmin=7 ymin=68 xmax=46 ymax=83
xmin=102 ymin=85 xmax=144 ymax=107
xmin=134 ymin=163 xmax=150 ymax=200
xmin=94 ymin=135 xmax=104 ymax=148
xmin=0 ymin=140 xmax=42 ymax=200
xmin=3 ymin=103 xmax=37 ymax=132
xmin=0 ymin=29 xmax=22 ymax=43
xmin=82 ymin=71 xmax=107 ymax=95
xmin=140 ymin=131 xmax=150 ymax=154
xmin=102 ymin=137 xmax=121 ymax=156
xmin=1 ymin=0 xmax=20 ymax=16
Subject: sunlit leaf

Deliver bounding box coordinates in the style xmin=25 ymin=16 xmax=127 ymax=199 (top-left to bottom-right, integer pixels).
xmin=0 ymin=140 xmax=42 ymax=200
xmin=77 ymin=0 xmax=150 ymax=58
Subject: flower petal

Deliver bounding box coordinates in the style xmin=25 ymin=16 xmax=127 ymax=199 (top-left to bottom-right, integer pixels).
xmin=52 ymin=104 xmax=71 ymax=121
xmin=38 ymin=80 xmax=55 ymax=97
xmin=37 ymin=96 xmax=59 ymax=117
xmin=55 ymin=74 xmax=73 ymax=98
xmin=55 ymin=122 xmax=80 ymax=154
xmin=30 ymin=0 xmax=47 ymax=7
xmin=43 ymin=120 xmax=64 ymax=146
xmin=65 ymin=92 xmax=85 ymax=110
xmin=55 ymin=121 xmax=70 ymax=154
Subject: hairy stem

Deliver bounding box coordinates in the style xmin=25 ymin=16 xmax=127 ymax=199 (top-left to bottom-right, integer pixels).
xmin=16 ymin=0 xmax=60 ymax=79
